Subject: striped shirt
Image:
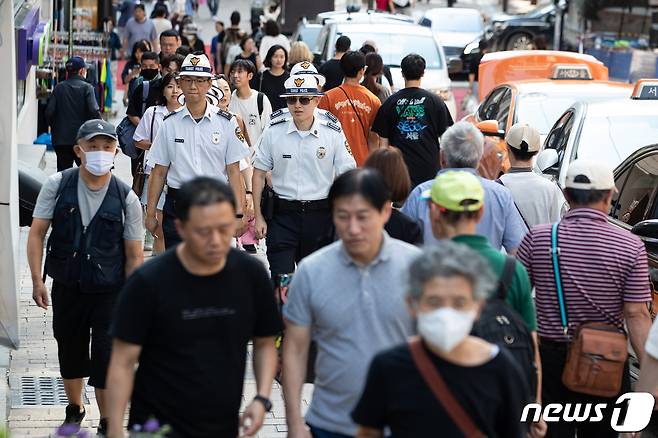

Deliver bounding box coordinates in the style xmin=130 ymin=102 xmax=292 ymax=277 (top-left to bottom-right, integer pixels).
xmin=517 ymin=208 xmax=650 ymax=341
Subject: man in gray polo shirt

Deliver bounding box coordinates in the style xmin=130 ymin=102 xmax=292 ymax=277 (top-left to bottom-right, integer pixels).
xmin=282 ymin=169 xmax=422 ymax=438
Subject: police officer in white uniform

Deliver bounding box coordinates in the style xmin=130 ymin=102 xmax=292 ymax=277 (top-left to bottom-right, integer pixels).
xmin=146 ymin=54 xmax=250 ymax=248
xmin=252 ymin=73 xmax=357 ymax=278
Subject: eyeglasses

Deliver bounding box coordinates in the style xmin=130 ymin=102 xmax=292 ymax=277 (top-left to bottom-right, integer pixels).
xmin=178 ymin=77 xmax=211 ymax=86
xmin=286 ymin=96 xmax=313 ymax=105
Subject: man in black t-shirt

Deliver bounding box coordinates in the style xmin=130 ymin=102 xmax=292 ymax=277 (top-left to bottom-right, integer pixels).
xmin=319 ymin=35 xmax=351 ymax=91
xmin=106 ymin=177 xmax=282 ymax=438
xmin=372 ymin=53 xmax=453 ymax=189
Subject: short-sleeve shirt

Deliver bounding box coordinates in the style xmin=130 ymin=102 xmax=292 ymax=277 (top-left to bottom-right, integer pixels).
xmin=318 ymin=83 xmax=381 ymax=167
xmin=228 ymin=89 xmax=272 ymax=147
xmin=125 ymin=17 xmax=157 ymax=56
xmin=401 ymin=168 xmax=528 ymax=252
xmin=134 ymin=104 xmax=168 ymax=173
xmin=517 ymin=208 xmax=651 ymax=340
xmin=371 ymin=87 xmax=453 ymax=187
xmin=351 ymin=342 xmax=530 ymax=437
xmin=318 ymin=59 xmax=344 ymax=92
xmin=148 ymin=104 xmax=250 ymax=188
xmin=110 ymin=248 xmax=282 ymax=437
xmin=282 ymin=234 xmax=422 ymax=435
xmin=33 ymin=171 xmax=143 ymax=241
xmin=452 ymin=234 xmax=536 ymax=330
xmin=253 ymin=115 xmax=356 ymax=201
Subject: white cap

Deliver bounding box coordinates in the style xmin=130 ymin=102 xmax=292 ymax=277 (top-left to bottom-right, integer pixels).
xmin=289 ymin=61 xmax=326 ymax=87
xmin=280 ymin=74 xmax=324 ymax=97
xmin=505 ymin=123 xmax=541 ymax=153
xmin=565 ymin=159 xmax=616 ymax=191
xmin=179 ymin=54 xmax=212 ymax=78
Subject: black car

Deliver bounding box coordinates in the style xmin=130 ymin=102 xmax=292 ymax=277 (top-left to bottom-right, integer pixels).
xmin=485 ymin=4 xmax=555 ymax=51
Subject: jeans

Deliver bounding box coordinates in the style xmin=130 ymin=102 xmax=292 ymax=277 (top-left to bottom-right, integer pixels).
xmin=206 ymin=0 xmax=218 ymax=15
xmin=308 ymin=424 xmax=352 ymax=438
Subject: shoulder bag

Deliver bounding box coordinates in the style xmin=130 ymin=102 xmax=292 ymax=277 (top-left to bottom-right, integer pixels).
xmin=551 ymin=222 xmax=628 ymax=397
xmin=408 ymin=337 xmax=486 ymax=438
xmin=131 ymin=106 xmax=156 ymax=197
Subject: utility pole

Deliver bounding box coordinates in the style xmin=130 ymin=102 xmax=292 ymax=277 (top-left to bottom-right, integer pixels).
xmin=553 ymin=0 xmax=567 ymax=50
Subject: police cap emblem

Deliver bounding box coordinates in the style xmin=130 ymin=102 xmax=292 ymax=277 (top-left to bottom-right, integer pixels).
xmin=294 ymin=77 xmax=305 ymax=87
xmin=190 ymin=57 xmax=200 ymax=66
xmin=300 ymin=61 xmax=311 ymax=69
xmin=317 ymin=146 xmax=326 ymax=159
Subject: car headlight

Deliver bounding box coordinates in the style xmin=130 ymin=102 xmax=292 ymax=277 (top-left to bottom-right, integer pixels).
xmin=463 ymin=41 xmax=479 ymax=55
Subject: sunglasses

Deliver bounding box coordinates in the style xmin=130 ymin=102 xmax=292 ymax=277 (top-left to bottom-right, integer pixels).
xmin=286 ymin=96 xmax=313 ymax=105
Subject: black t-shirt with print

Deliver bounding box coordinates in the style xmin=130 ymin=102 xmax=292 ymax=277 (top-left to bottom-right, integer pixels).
xmin=372 ymin=87 xmax=453 ymax=188
xmin=110 ymin=248 xmax=282 ymax=437
xmin=352 ymin=341 xmax=531 ymax=438
xmin=259 ymin=69 xmax=290 ymax=111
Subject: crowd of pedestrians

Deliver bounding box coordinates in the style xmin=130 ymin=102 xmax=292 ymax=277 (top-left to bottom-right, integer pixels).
xmin=35 ymin=2 xmax=658 ymax=438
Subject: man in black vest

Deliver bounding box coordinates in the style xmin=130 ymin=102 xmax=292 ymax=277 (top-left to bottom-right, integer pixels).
xmin=27 ymin=119 xmax=144 ymax=435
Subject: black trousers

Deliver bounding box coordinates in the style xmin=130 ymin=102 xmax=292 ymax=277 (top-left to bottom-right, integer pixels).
xmin=540 ymin=340 xmax=631 ymax=438
xmin=54 ymin=145 xmax=81 ymax=171
xmin=51 ymin=281 xmax=117 ymax=389
xmin=265 ymin=207 xmax=332 ymax=278
xmin=162 ymin=193 xmax=182 ymax=249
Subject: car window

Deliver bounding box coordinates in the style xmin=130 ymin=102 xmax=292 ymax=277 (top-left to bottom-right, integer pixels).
xmin=543 ymin=111 xmax=574 ymax=167
xmin=300 ymin=26 xmax=321 ymax=47
xmin=478 ymin=87 xmax=506 ymax=122
xmin=316 ymin=25 xmax=330 ymax=55
xmin=496 ymin=89 xmax=512 ymax=131
xmin=427 ymin=12 xmax=483 ymax=33
xmin=335 ymin=31 xmax=443 ymax=68
xmin=610 ymin=153 xmax=658 ymax=226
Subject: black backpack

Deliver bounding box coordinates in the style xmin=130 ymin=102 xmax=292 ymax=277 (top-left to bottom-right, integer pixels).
xmin=472 ymin=256 xmax=537 ymax=398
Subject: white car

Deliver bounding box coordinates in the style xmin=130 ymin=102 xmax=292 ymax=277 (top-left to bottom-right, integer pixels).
xmin=314 ymin=20 xmax=460 ymax=119
xmin=536 ymin=93 xmax=658 ymax=187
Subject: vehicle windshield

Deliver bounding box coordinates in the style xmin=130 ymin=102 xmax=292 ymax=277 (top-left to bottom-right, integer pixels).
xmin=336 ymin=31 xmax=443 ymax=69
xmin=428 ymin=13 xmax=483 ymax=32
xmin=299 ymin=26 xmax=322 ymax=47
xmin=577 ymin=115 xmax=658 ymax=168
xmin=526 ymin=4 xmax=554 ymax=18
xmin=515 ymin=94 xmax=578 ymax=135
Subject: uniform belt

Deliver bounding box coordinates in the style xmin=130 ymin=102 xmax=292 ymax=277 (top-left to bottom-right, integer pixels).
xmin=539 ymin=337 xmax=569 ymax=349
xmin=275 ymin=197 xmax=329 ymax=212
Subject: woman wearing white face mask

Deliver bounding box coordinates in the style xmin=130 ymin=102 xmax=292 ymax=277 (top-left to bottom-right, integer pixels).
xmin=352 ymin=242 xmax=531 ymax=438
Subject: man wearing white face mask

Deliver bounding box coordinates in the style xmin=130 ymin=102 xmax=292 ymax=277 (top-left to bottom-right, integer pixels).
xmin=27 ymin=119 xmax=144 ymax=435
xmin=352 ymin=242 xmax=530 ymax=437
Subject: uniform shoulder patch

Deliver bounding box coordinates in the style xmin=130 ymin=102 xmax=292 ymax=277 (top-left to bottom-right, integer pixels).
xmin=319 ymin=109 xmax=338 ymax=123
xmin=270 ymin=118 xmax=287 ymax=127
xmin=324 ymin=121 xmax=342 ymax=133
xmin=270 ymin=108 xmax=288 ymax=120
xmin=217 ymin=109 xmax=234 ymax=121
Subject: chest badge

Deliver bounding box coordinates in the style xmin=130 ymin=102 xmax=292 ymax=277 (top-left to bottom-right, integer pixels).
xmin=211 ymin=132 xmax=221 ymax=144
xmin=317 ymin=146 xmax=326 ymax=159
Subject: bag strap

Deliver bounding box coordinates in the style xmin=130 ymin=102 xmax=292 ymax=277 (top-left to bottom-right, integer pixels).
xmin=149 ymin=106 xmax=156 ymax=143
xmin=495 ymin=256 xmax=516 ymax=300
xmin=257 ymin=91 xmax=264 ymax=117
xmin=338 ymin=86 xmax=369 ymax=143
xmin=494 ymin=178 xmax=530 ymax=229
xmin=141 ymin=80 xmax=150 ymax=115
xmin=551 ymin=222 xmax=569 ymax=336
xmin=408 ymin=337 xmax=485 ymax=438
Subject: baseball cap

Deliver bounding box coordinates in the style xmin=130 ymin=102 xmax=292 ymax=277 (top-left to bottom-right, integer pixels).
xmin=179 ymin=53 xmax=212 ymax=77
xmin=420 ymin=171 xmax=484 ymax=212
xmin=65 ymin=56 xmax=86 ymax=72
xmin=565 ymin=159 xmax=616 ymax=191
xmin=289 ymin=61 xmax=326 ymax=88
xmin=506 ymin=123 xmax=541 ymax=153
xmin=76 ymin=119 xmax=118 ymax=141
xmin=280 ymin=74 xmax=324 ymax=97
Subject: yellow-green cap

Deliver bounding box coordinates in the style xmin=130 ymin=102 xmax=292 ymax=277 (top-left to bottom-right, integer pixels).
xmin=420 ymin=171 xmax=484 ymax=212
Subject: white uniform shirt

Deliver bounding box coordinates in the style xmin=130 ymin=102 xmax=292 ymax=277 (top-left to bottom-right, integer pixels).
xmin=253 ymin=115 xmax=356 ymax=201
xmin=134 ymin=104 xmax=169 ymax=174
xmin=149 ymin=103 xmax=250 ymax=188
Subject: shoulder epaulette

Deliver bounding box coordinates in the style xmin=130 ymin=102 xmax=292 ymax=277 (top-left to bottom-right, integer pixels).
xmin=270 ymin=108 xmax=288 ymax=120
xmin=324 ymin=121 xmax=342 ymax=133
xmin=217 ymin=109 xmax=234 ymax=120
xmin=319 ymin=109 xmax=338 ymax=124
xmin=270 ymin=118 xmax=287 ymax=127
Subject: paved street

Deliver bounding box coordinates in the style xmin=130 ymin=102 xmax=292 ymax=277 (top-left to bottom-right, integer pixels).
xmin=6 ymin=0 xmax=544 ymax=436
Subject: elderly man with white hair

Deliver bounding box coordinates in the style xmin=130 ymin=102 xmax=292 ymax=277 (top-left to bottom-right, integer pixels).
xmin=401 ymin=121 xmax=527 ymax=253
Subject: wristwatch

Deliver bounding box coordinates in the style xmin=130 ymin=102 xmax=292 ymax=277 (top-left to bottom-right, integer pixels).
xmin=235 ymin=213 xmax=244 ymax=219
xmin=253 ymin=395 xmax=272 ymax=412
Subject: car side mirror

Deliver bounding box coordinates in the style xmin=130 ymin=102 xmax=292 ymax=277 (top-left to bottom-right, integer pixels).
xmin=447 ymin=58 xmax=463 ymax=75
xmin=475 ymin=120 xmax=505 ymax=138
xmin=536 ymin=149 xmax=559 ymax=173
xmin=631 ymin=219 xmax=658 ymax=240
